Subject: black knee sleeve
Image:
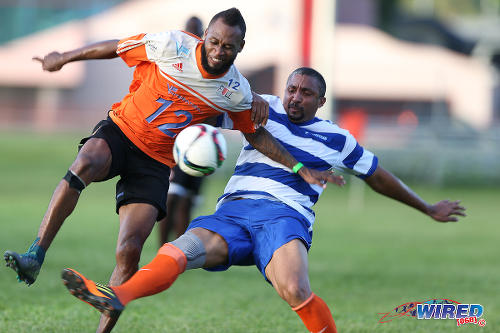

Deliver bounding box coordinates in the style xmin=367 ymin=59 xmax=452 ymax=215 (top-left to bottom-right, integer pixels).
xmin=63 ymin=170 xmax=86 ymax=193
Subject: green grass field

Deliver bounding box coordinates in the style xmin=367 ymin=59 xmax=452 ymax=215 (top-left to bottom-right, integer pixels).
xmin=0 ymin=131 xmax=498 ymax=332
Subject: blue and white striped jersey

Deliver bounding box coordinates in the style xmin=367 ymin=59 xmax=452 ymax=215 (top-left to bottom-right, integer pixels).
xmin=216 ymin=95 xmax=378 ymax=229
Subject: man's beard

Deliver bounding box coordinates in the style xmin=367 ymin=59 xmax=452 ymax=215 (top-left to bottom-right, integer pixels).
xmin=201 ymin=43 xmax=235 ymax=76
xmin=286 ymin=102 xmax=305 ymax=123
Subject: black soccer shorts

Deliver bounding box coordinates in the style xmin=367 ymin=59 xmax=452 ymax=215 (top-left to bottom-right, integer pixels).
xmin=170 ymin=165 xmax=204 ymax=197
xmin=79 ymin=116 xmax=171 ymax=220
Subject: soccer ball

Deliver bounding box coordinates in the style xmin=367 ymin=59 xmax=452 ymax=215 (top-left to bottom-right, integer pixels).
xmin=173 ymin=124 xmax=227 ymax=177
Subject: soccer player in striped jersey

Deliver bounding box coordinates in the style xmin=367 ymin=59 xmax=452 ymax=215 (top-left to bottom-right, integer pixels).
xmin=4 ymin=9 xmax=337 ymax=333
xmin=60 ymin=67 xmax=465 ymax=333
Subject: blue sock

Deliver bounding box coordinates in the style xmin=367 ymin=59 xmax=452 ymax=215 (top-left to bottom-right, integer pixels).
xmin=26 ymin=238 xmax=45 ymax=265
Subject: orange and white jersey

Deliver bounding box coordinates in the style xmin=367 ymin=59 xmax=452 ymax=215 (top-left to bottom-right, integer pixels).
xmin=110 ymin=30 xmax=255 ymax=167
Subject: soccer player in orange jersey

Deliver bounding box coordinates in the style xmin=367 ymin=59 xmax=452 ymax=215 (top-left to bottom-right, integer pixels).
xmin=4 ymin=8 xmax=338 ymax=333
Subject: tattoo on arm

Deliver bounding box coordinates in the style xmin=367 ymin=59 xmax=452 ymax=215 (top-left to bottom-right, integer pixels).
xmin=243 ymin=127 xmax=297 ymax=169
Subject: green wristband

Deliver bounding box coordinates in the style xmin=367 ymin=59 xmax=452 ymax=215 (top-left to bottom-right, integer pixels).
xmin=292 ymin=162 xmax=304 ymax=173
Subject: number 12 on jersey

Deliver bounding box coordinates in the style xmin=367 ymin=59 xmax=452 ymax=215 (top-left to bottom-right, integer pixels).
xmin=146 ymin=98 xmax=193 ymax=137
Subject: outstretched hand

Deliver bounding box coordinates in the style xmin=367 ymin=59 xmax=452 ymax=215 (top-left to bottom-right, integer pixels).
xmin=298 ymin=167 xmax=346 ymax=188
xmin=33 ymin=52 xmax=66 ymax=72
xmin=428 ymin=200 xmax=466 ymax=222
xmin=251 ymin=92 xmax=269 ymax=127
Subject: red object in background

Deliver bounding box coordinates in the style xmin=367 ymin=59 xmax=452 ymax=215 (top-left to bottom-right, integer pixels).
xmin=397 ymin=109 xmax=419 ymax=128
xmin=301 ymin=0 xmax=313 ymax=67
xmin=337 ymin=108 xmax=368 ymax=143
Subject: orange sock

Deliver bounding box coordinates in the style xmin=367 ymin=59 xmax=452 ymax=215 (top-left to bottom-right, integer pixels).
xmin=112 ymin=243 xmax=187 ymax=305
xmin=293 ymin=293 xmax=337 ymax=333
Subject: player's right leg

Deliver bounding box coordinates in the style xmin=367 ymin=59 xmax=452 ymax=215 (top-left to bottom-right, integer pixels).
xmin=265 ymin=240 xmax=337 ymax=333
xmin=62 ymin=227 xmax=227 ymax=313
xmin=4 ymin=136 xmax=112 ymax=285
xmin=96 ymin=202 xmax=160 ymax=333
xmin=62 ymin=268 xmax=124 ymax=319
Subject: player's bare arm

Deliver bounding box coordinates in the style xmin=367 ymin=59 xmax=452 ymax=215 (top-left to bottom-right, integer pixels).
xmin=297 ymin=167 xmax=346 ymax=188
xmin=251 ymin=92 xmax=269 ymax=126
xmin=33 ymin=39 xmax=119 ymax=72
xmin=364 ymin=165 xmax=466 ymax=222
xmin=243 ymin=127 xmax=345 ymax=187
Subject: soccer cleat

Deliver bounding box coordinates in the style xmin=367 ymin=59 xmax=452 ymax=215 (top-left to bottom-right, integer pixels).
xmin=4 ymin=251 xmax=41 ymax=285
xmin=61 ymin=268 xmax=124 ymax=318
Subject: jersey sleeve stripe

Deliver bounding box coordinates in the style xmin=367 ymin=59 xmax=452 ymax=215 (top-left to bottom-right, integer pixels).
xmin=117 ymin=35 xmax=147 ymax=54
xmin=342 ymin=143 xmax=364 ymax=168
xmin=357 ymin=156 xmax=378 ymax=179
xmin=116 ymin=42 xmax=144 ymax=54
xmin=117 ymin=34 xmax=148 ymax=67
xmin=234 ymin=162 xmax=320 ymax=204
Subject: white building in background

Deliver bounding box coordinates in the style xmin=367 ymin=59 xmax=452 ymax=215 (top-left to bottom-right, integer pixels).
xmin=333 ymin=24 xmax=494 ymax=129
xmin=0 ymin=0 xmax=495 ymax=131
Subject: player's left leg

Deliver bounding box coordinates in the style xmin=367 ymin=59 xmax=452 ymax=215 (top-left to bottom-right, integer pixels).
xmin=96 ymin=202 xmax=158 ymax=333
xmin=265 ymin=239 xmax=337 ymax=333
xmin=4 ymin=136 xmax=113 ymax=285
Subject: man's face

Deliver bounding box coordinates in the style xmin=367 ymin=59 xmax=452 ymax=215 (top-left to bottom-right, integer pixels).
xmin=283 ymin=74 xmax=326 ymax=123
xmin=201 ymin=18 xmax=244 ymax=75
